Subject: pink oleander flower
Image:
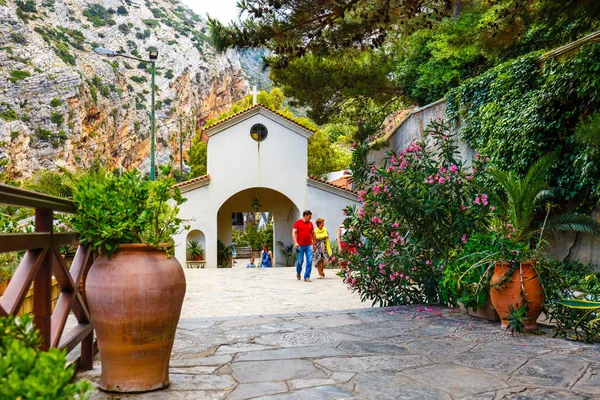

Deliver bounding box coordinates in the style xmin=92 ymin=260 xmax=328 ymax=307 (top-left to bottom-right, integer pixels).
xmin=474 ymin=196 xmax=480 ymax=205
xmin=491 ymin=206 xmax=495 ymax=211
xmin=460 ymin=205 xmax=467 ymax=211
xmin=481 ymin=193 xmax=488 ymax=206
xmin=449 ymin=164 xmax=459 ymax=174
xmin=425 ymin=260 xmax=431 ymax=265
xmin=392 ymin=222 xmax=399 ymax=228
xmin=438 ymin=177 xmax=446 ymax=184
xmin=461 ymin=234 xmax=467 ymax=244
xmin=371 ymin=216 xmax=383 ymax=225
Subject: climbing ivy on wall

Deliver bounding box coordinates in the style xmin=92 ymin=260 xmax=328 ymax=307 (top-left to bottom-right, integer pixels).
xmin=447 ymin=43 xmax=600 ymax=209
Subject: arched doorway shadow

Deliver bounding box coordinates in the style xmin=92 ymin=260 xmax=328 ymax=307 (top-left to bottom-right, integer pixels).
xmin=217 ymin=187 xmax=301 ymax=268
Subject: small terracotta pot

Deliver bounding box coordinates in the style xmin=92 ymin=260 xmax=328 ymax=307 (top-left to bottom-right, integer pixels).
xmin=489 ymin=261 xmax=544 ymax=330
xmin=0 ymin=280 xmax=8 ymax=296
xmin=86 ymin=244 xmax=186 ymax=392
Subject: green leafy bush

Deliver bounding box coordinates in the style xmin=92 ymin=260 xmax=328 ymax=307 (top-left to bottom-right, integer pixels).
xmin=447 ymin=44 xmax=600 ymax=209
xmin=118 ymin=23 xmax=130 ymax=35
xmin=10 ymin=32 xmax=28 ymax=45
xmin=83 ymin=3 xmax=115 ymax=27
xmin=232 ymin=222 xmax=273 ymax=252
xmin=0 ymin=104 xmax=18 ymax=121
xmin=50 ymin=98 xmax=62 ymax=107
xmin=0 ymin=314 xmax=93 ymax=399
xmin=50 ymin=112 xmax=64 ymax=125
xmin=337 ymin=120 xmax=492 ymax=306
xmin=54 ymin=43 xmax=75 ymax=65
xmin=68 ymin=169 xmax=187 ymax=257
xmin=541 ymin=259 xmax=600 ymax=343
xmin=143 ymin=19 xmax=160 ymax=28
xmin=131 ymin=75 xmax=148 ymax=84
xmin=9 ymin=70 xmax=30 ymax=83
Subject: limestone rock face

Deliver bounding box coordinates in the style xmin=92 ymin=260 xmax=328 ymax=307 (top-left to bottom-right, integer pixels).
xmin=0 ymin=0 xmax=258 ymax=179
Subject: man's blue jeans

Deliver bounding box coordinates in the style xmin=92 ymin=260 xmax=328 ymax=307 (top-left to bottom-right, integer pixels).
xmin=296 ymin=245 xmax=313 ymax=280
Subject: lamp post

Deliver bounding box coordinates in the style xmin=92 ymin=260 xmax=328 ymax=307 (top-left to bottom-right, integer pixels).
xmin=94 ymin=47 xmax=159 ymax=180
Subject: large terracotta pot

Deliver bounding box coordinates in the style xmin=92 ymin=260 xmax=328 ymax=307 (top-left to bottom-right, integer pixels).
xmin=489 ymin=261 xmax=544 ymax=330
xmin=86 ymin=244 xmax=186 ymax=392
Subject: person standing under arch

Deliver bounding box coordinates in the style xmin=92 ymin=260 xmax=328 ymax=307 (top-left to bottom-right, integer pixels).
xmin=293 ymin=210 xmax=316 ymax=282
xmin=260 ymin=243 xmax=273 ymax=268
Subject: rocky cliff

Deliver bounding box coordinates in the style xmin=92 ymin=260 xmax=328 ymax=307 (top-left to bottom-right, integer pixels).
xmin=0 ymin=0 xmax=255 ymax=180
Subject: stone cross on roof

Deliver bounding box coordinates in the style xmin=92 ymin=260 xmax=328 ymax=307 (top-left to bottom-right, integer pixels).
xmin=250 ymin=86 xmax=260 ymax=105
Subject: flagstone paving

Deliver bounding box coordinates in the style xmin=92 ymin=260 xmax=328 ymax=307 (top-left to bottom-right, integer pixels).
xmin=80 ymin=268 xmax=600 ymax=399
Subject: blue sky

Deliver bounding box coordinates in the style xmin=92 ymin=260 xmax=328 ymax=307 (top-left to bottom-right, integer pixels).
xmin=181 ymin=0 xmax=243 ymax=23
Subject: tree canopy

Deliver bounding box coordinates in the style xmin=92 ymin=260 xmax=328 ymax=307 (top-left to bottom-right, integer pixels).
xmin=209 ymin=0 xmax=600 ymax=139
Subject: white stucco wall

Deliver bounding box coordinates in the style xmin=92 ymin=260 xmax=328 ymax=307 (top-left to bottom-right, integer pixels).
xmin=307 ymin=182 xmax=360 ymax=248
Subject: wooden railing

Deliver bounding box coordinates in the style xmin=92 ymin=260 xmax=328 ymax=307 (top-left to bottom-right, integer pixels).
xmin=0 ymin=184 xmax=94 ymax=371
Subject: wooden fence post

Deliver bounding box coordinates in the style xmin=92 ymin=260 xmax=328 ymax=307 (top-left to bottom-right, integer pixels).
xmin=33 ymin=208 xmax=53 ymax=351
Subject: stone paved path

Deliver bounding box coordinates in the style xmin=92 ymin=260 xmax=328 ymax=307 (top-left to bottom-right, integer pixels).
xmin=81 ymin=269 xmax=600 ymax=399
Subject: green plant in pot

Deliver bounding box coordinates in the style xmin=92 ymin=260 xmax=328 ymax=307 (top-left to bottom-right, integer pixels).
xmin=488 ymin=153 xmax=600 ymax=331
xmin=69 ymin=169 xmax=188 ymax=393
xmin=216 ymin=239 xmax=233 ymax=268
xmin=441 ymin=232 xmax=526 ymax=321
xmin=186 ymin=240 xmax=204 ymax=261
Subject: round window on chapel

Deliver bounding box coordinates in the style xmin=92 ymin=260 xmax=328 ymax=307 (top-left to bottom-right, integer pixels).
xmin=250 ymin=123 xmax=268 ymax=142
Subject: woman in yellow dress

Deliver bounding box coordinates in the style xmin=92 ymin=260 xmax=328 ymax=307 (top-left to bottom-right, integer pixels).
xmin=313 ymin=218 xmax=332 ymax=279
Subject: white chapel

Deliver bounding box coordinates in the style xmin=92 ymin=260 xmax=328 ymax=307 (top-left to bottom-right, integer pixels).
xmin=172 ymin=104 xmax=360 ymax=267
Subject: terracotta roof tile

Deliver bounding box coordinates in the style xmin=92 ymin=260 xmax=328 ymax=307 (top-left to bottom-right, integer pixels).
xmin=202 ymin=104 xmax=316 ymax=135
xmin=173 ymin=174 xmax=210 ymax=189
xmin=308 ymin=176 xmax=358 ymax=195
xmin=328 ymin=176 xmax=352 ymax=189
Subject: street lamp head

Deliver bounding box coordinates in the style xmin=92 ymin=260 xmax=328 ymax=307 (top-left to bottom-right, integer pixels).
xmin=148 ymin=50 xmax=159 ymax=60
xmin=94 ymin=47 xmax=118 ymax=57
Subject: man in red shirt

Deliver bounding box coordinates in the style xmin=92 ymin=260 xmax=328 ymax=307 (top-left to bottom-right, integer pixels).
xmin=292 ymin=210 xmax=317 ymax=282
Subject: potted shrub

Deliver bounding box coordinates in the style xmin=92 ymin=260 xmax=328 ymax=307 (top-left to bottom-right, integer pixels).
xmin=217 ymin=240 xmax=233 ymax=268
xmin=441 ymin=232 xmax=525 ymax=321
xmin=69 ymin=169 xmax=188 ymax=393
xmin=488 ymin=154 xmax=600 ymax=330
xmin=186 ymin=240 xmax=204 ymax=261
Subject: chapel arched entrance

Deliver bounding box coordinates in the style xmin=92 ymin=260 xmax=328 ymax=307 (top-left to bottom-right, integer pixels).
xmin=216 ymin=187 xmax=301 ymax=267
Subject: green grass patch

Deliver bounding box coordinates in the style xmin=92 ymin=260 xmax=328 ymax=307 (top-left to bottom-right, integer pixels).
xmin=83 ymin=3 xmax=116 ymax=27
xmin=9 ymin=70 xmax=30 ymax=83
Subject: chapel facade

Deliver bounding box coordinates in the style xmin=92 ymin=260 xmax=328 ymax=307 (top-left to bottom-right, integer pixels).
xmin=172 ymin=105 xmax=359 ymax=267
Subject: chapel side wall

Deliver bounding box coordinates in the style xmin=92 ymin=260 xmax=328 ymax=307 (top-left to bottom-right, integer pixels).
xmin=368 ymin=99 xmax=600 ymax=270
xmin=173 ymin=184 xmax=218 ymax=268
xmin=307 ymin=185 xmax=360 ymax=248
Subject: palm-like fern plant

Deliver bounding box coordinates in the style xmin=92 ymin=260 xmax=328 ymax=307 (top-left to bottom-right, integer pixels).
xmin=489 ymin=153 xmax=600 ymax=249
